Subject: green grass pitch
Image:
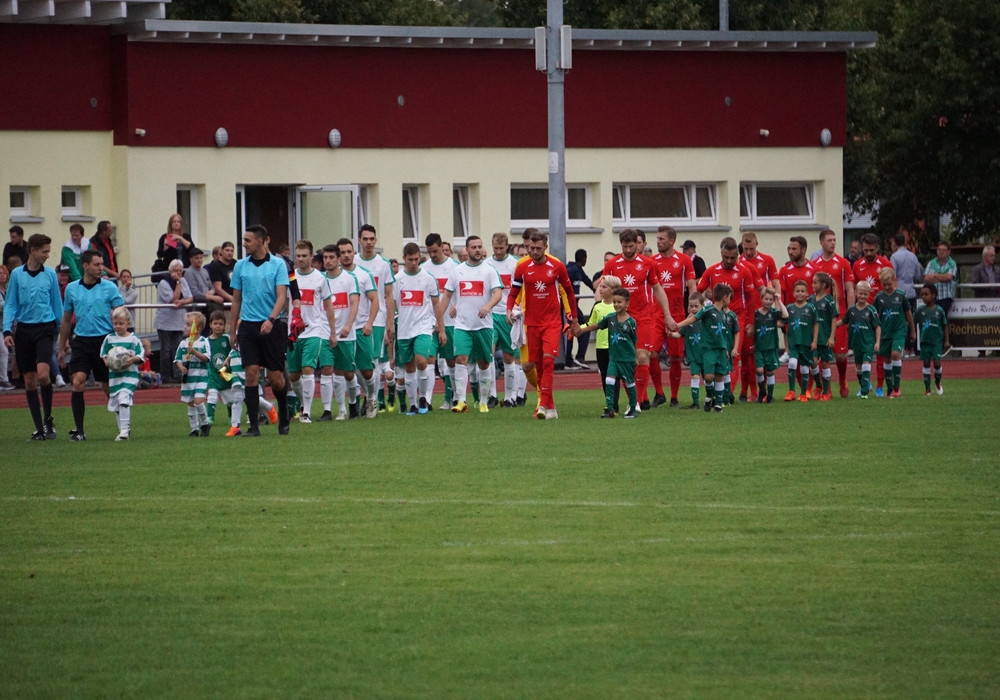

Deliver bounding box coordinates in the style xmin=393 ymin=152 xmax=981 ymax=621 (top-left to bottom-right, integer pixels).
xmin=2 ymin=379 xmax=999 ymax=698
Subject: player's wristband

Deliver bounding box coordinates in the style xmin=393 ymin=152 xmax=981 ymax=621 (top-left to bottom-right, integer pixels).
xmin=268 ymin=316 xmax=278 ymax=324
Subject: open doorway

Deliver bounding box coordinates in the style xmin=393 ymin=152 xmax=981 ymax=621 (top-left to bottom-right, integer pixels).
xmin=241 ymin=185 xmax=292 ymax=255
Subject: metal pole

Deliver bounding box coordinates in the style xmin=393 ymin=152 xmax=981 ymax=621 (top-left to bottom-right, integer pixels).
xmin=546 ymin=0 xmax=567 ymax=262
xmin=720 ymin=0 xmax=729 ymax=31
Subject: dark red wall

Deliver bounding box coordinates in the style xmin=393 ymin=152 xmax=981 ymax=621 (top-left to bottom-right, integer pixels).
xmin=0 ymin=25 xmax=113 ymax=131
xmin=1 ymin=24 xmax=846 ymax=149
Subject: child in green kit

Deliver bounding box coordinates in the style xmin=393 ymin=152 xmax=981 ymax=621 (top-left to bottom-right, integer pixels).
xmin=676 ymin=284 xmax=736 ymax=414
xmin=580 ymin=275 xmax=621 ymax=413
xmin=595 ymin=288 xmax=639 ymax=418
xmin=100 ymin=306 xmax=145 ymax=441
xmin=751 ymin=286 xmax=787 ymax=403
xmin=205 ymin=310 xmax=231 ymax=425
xmin=838 ymin=280 xmax=881 ymax=399
xmin=874 ymin=267 xmax=915 ymax=398
xmin=913 ymin=283 xmax=949 ymax=395
xmin=670 ymin=292 xmax=706 ymax=409
xmin=810 ymin=271 xmax=839 ymax=401
xmin=783 ymin=280 xmax=818 ymax=402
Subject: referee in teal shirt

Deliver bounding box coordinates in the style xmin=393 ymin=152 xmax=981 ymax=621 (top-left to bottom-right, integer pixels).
xmin=229 ymin=225 xmax=290 ymax=437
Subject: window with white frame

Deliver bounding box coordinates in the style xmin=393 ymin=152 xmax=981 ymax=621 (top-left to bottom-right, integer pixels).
xmin=740 ymin=183 xmax=814 ymax=223
xmin=510 ymin=184 xmax=590 ymax=228
xmin=357 ymin=186 xmax=370 ymax=229
xmin=612 ymin=184 xmax=717 ymax=225
xmin=453 ymin=185 xmax=471 ymax=241
xmin=402 ymin=185 xmax=420 ymax=240
xmin=61 ymin=187 xmax=83 ymax=217
xmin=9 ymin=187 xmax=32 ymax=217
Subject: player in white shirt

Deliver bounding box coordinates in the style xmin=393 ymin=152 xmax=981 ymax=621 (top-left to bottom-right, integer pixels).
xmin=421 ymin=233 xmax=458 ymax=408
xmin=287 ymin=241 xmax=338 ymax=423
xmin=489 ymin=232 xmax=526 ymax=407
xmin=438 ymin=236 xmax=503 ymax=413
xmin=354 ymin=224 xmax=397 ymax=412
xmin=322 ymin=243 xmax=358 ymax=420
xmin=338 ymin=237 xmax=381 ymax=419
xmin=394 ymin=242 xmax=446 ymax=415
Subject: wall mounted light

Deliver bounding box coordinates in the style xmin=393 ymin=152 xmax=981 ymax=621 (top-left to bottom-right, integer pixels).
xmin=820 ymin=128 xmax=832 ymax=147
xmin=215 ymin=127 xmax=229 ymax=148
xmin=328 ymin=129 xmax=342 ymax=148
xmin=759 ymin=129 xmax=770 ymax=138
xmin=134 ymin=128 xmax=146 ymax=137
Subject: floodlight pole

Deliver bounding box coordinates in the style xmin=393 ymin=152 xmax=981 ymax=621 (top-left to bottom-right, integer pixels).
xmin=538 ymin=0 xmax=570 ymax=262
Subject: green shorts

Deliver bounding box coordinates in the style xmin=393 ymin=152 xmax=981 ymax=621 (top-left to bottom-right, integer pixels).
xmin=319 ymin=338 xmax=335 ymax=368
xmin=701 ymin=348 xmax=729 ymax=377
xmin=432 ymin=326 xmax=455 ymax=360
xmin=851 ymin=346 xmax=875 ymax=365
xmin=370 ymin=326 xmax=389 ymax=363
xmin=492 ymin=314 xmax=515 ymax=355
xmin=607 ymin=359 xmax=635 ymax=385
xmin=333 ymin=340 xmax=356 ymax=372
xmin=919 ymin=343 xmax=943 ymax=362
xmin=287 ymin=336 xmax=322 ymax=373
xmin=878 ymin=333 xmax=906 ymax=357
xmin=755 ymin=348 xmax=780 ymax=373
xmin=789 ymin=344 xmax=813 ymax=369
xmin=397 ymin=334 xmax=436 ymax=366
xmin=353 ymin=332 xmax=376 ymax=371
xmin=454 ymin=327 xmax=495 ymax=365
xmin=687 ymin=353 xmax=703 ymax=378
xmin=814 ymin=344 xmax=835 ymax=365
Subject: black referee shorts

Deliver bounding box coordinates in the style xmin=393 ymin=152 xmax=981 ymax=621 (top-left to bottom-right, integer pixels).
xmin=237 ymin=319 xmax=287 ymax=372
xmin=12 ymin=321 xmax=57 ymax=373
xmin=69 ymin=335 xmax=110 ymax=383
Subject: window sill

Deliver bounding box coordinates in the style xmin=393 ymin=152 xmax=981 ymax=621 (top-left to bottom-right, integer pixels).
xmin=511 ymin=227 xmax=604 ymax=235
xmin=62 ymin=215 xmax=96 ymax=223
xmin=9 ymin=215 xmax=44 ymax=224
xmin=613 ymin=225 xmax=731 ymax=234
xmin=739 ymin=223 xmax=827 ymax=232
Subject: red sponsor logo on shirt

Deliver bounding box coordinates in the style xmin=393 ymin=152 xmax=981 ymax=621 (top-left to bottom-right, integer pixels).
xmin=436 ymin=278 xmax=448 ymax=292
xmin=400 ymin=290 xmax=424 ymax=306
xmin=459 ymin=280 xmax=485 ymax=296
xmin=500 ymin=274 xmax=512 ymax=289
xmin=331 ymin=292 xmax=349 ymax=309
xmin=300 ymin=288 xmax=315 ymax=306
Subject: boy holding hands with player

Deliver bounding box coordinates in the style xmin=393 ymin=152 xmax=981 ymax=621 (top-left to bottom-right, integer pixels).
xmin=175 ymin=311 xmax=212 ymax=436
xmin=914 ymin=283 xmax=949 ymax=395
xmin=874 ymin=267 xmax=915 ymax=398
xmin=579 ymin=285 xmax=639 ymax=418
xmin=810 ymin=272 xmax=839 ymax=400
xmin=783 ymin=280 xmax=818 ymax=402
xmin=751 ymin=286 xmax=787 ymax=403
xmin=100 ymin=306 xmax=144 ymax=441
xmin=676 ymin=284 xmax=737 ymax=413
xmin=839 ymin=280 xmax=881 ymax=398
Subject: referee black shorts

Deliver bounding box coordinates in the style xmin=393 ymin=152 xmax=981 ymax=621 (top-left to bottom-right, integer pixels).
xmin=237 ymin=319 xmax=287 ymax=372
xmin=69 ymin=335 xmax=110 ymax=383
xmin=12 ymin=321 xmax=57 ymax=373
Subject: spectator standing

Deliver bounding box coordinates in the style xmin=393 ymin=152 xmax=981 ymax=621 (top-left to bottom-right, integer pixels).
xmin=90 ymin=220 xmax=119 ymax=280
xmin=155 ymin=213 xmax=194 ymax=271
xmin=118 ymin=269 xmax=138 ymax=329
xmin=923 ymin=241 xmax=958 ymax=315
xmin=890 ymin=232 xmax=923 ymax=354
xmin=154 ymin=259 xmax=193 ymax=383
xmin=4 ymin=226 xmax=29 ymax=271
xmin=61 ymin=224 xmax=90 ymax=281
xmin=970 ymin=245 xmax=999 ymax=298
xmin=682 ymin=240 xmax=707 ymax=280
xmin=183 ymin=247 xmax=221 ymax=316
xmin=209 ymin=240 xmax=237 ymax=311
xmin=564 ymin=248 xmax=594 ymax=370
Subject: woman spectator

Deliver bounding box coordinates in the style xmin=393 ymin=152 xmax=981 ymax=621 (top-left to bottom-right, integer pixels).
xmin=119 ymin=268 xmax=139 ymax=331
xmin=154 ymin=213 xmax=194 ymax=273
xmin=154 ymin=259 xmax=193 ymax=383
xmin=0 ymin=264 xmax=14 ymax=389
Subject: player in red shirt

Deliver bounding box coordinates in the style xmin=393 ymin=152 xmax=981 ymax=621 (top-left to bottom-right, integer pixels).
xmin=602 ymin=229 xmax=675 ymax=409
xmin=650 ymin=226 xmax=696 ymax=406
xmin=852 ymin=232 xmax=892 ymax=392
xmin=777 ymin=236 xmax=818 ymax=307
xmin=697 ymin=237 xmax=764 ymax=400
xmin=812 ymin=229 xmax=856 ymax=397
xmin=506 ymin=231 xmax=578 ymax=419
xmin=739 ymin=231 xmax=780 ymax=400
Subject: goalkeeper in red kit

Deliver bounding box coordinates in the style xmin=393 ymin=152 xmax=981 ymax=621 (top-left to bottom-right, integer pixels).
xmin=506 ymin=231 xmax=579 ymax=419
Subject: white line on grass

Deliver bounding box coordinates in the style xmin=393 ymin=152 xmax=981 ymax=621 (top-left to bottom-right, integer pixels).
xmin=5 ymin=494 xmax=1000 ymax=517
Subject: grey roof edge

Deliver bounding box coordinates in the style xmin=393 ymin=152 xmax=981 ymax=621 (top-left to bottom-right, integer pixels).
xmin=115 ymin=19 xmax=877 ymax=51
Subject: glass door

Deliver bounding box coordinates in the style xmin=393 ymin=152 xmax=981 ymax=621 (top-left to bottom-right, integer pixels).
xmin=294 ymin=185 xmax=360 ymax=251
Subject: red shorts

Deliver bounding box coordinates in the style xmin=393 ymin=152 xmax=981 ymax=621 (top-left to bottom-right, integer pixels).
xmin=652 ymin=312 xmax=685 ymax=357
xmin=740 ymin=314 xmax=755 ymax=354
xmin=635 ymin=314 xmax=657 ymax=353
xmin=526 ymin=324 xmax=562 ymax=365
xmin=834 ymin=324 xmax=848 ymax=354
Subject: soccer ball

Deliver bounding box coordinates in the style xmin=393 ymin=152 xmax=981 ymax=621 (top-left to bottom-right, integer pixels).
xmin=106 ymin=346 xmax=134 ymax=372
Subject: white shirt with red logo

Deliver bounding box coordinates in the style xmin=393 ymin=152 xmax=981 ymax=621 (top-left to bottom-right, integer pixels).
xmin=489 ymin=253 xmax=519 ymax=316
xmin=421 ymin=257 xmax=458 ymax=328
xmin=296 ymin=268 xmax=332 ymax=339
xmin=445 ymin=261 xmax=503 ymax=332
xmin=324 ymin=269 xmax=360 ymax=341
xmin=355 ymin=253 xmax=395 ymax=328
xmin=394 ymin=268 xmax=440 ymax=340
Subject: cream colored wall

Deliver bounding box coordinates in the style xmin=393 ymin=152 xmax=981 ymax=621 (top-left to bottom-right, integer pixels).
xmin=4 ymin=134 xmax=843 ymax=272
